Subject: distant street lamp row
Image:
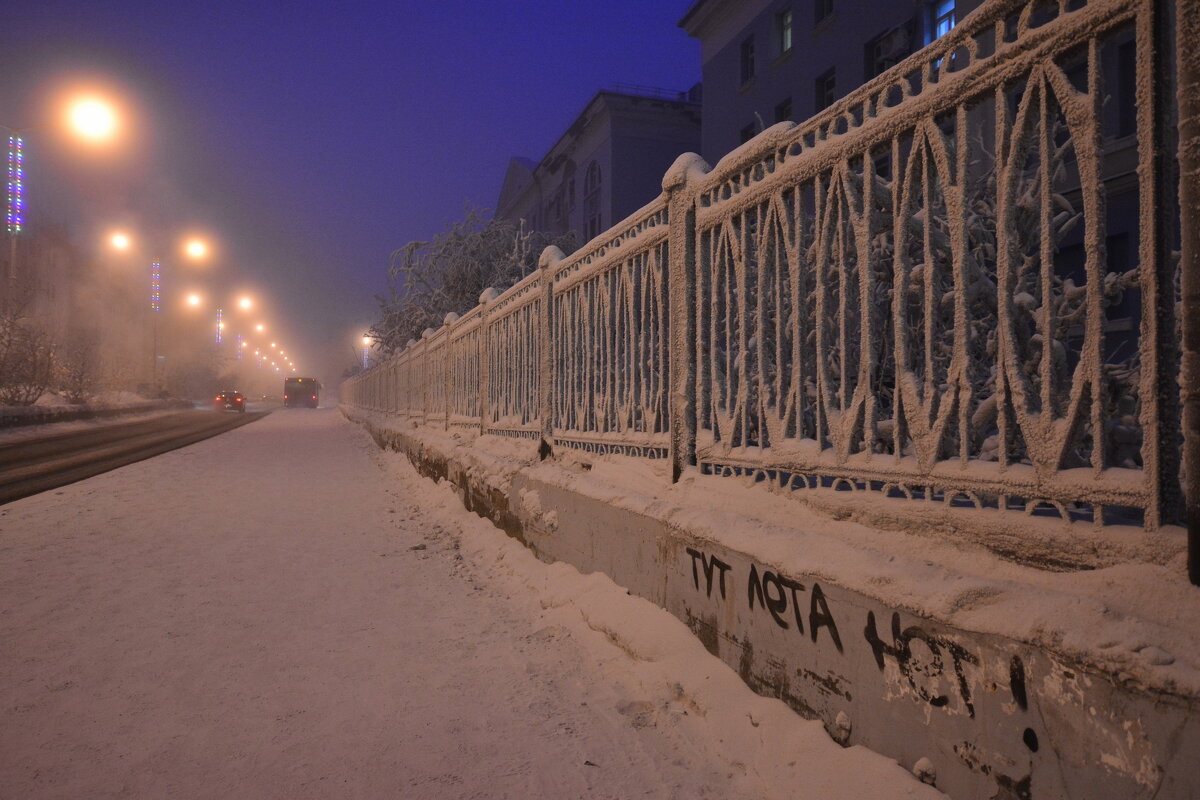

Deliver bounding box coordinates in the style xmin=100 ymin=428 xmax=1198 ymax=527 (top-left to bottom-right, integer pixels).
xmin=6 ymin=90 xmax=306 ymax=378
xmin=106 ymin=229 xmax=302 ymax=374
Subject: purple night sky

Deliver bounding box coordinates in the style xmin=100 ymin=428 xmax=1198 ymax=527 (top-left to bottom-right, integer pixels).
xmin=0 ymin=1 xmax=699 ymax=382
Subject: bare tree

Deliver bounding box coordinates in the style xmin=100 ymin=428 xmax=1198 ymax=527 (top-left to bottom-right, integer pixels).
xmin=56 ymin=335 xmax=103 ymax=404
xmin=373 ymin=209 xmax=576 ymax=353
xmin=0 ymin=290 xmax=58 ymax=406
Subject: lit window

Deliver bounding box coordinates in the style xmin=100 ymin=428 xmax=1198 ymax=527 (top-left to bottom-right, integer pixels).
xmin=932 ymin=0 xmax=955 ymax=39
xmin=776 ymin=9 xmax=793 ymax=54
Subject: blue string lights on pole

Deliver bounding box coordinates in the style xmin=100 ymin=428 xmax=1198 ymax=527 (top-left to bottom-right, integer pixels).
xmin=150 ymin=261 xmax=161 ymax=311
xmin=6 ymin=135 xmax=24 ymax=234
xmin=235 ymin=333 xmax=243 ymax=359
xmin=215 ymin=307 xmax=223 ymax=344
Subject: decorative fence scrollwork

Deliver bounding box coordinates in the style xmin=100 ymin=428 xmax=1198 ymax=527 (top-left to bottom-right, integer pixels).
xmin=343 ymin=0 xmax=1195 ymax=549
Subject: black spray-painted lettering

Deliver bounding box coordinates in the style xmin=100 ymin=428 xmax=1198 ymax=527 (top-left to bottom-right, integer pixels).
xmin=808 ymin=583 xmax=843 ymax=653
xmin=747 ymin=564 xmax=806 ymax=631
xmin=686 ymin=547 xmax=732 ymax=601
xmin=863 ymin=610 xmax=978 ymax=717
xmin=1009 ymin=654 xmax=1028 ymax=711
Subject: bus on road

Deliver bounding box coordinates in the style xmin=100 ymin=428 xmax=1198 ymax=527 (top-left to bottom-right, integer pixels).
xmin=283 ymin=377 xmax=321 ymax=408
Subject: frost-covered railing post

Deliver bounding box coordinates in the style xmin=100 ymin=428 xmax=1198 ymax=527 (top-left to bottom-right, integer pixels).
xmin=476 ymin=288 xmax=497 ymax=435
xmin=538 ymin=246 xmax=561 ymax=449
xmin=664 ymin=153 xmax=710 ymax=481
xmin=1178 ymin=0 xmax=1200 ymax=584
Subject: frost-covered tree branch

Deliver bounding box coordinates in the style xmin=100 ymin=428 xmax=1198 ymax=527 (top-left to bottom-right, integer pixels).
xmin=372 ymin=209 xmax=577 ymax=353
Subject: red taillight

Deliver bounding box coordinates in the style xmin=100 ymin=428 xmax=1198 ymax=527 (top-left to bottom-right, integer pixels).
xmin=284 ymin=394 xmax=288 ymax=399
xmin=215 ymin=396 xmax=221 ymax=401
xmin=311 ymin=395 xmax=316 ymax=399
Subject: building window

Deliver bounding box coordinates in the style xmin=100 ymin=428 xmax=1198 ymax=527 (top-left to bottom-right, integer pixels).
xmin=815 ymin=0 xmax=833 ymax=25
xmin=931 ymin=0 xmax=955 ymax=40
xmin=740 ymin=122 xmax=757 ymax=144
xmin=584 ymin=161 xmax=602 ymax=240
xmin=740 ymin=36 xmax=755 ymax=84
xmin=774 ymin=97 xmax=793 ymax=123
xmin=776 ymin=9 xmax=793 ymax=55
xmin=815 ymin=68 xmax=836 ymax=111
xmin=865 ymin=25 xmax=912 ymax=79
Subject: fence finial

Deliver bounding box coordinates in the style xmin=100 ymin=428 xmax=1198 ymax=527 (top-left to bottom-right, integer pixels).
xmin=662 ymin=152 xmax=710 ymax=193
xmin=539 ymin=245 xmax=565 ymax=270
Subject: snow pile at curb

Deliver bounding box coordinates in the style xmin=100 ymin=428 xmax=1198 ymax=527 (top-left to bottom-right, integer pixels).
xmin=384 ymin=447 xmax=947 ymax=799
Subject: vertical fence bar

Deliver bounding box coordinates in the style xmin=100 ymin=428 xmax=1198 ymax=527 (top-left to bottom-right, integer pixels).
xmin=538 ymin=246 xmax=564 ymax=453
xmin=665 ymin=154 xmax=709 ymax=482
xmin=1138 ymin=0 xmax=1182 ymax=530
xmin=478 ymin=291 xmax=492 ymax=435
xmin=443 ymin=321 xmax=453 ymax=431
xmin=1177 ymin=0 xmax=1200 ymax=584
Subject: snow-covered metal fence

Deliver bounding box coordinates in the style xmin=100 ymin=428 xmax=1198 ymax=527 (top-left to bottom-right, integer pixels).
xmin=344 ymin=0 xmax=1195 ymax=544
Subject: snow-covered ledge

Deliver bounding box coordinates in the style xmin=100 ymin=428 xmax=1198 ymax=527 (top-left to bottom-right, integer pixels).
xmin=344 ymin=405 xmax=1198 ymax=800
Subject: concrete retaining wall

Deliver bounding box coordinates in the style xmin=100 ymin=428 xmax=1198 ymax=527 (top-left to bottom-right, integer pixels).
xmin=347 ymin=408 xmax=1200 ymax=800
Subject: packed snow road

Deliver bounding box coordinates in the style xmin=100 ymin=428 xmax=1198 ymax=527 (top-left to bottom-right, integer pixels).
xmin=0 ymin=409 xmax=942 ymax=799
xmin=0 ymin=409 xmax=264 ymax=506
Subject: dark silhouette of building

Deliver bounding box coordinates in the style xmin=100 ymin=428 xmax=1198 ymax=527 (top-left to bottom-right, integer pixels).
xmin=495 ymin=87 xmax=701 ymax=245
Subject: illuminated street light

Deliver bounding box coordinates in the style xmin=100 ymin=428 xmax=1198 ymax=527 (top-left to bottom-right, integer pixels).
xmin=255 ymin=323 xmax=264 ymax=332
xmin=186 ymin=293 xmax=202 ymax=306
xmin=5 ymin=95 xmax=125 ymax=308
xmin=65 ymin=96 xmax=119 ymax=143
xmin=109 ymin=231 xmax=131 ymax=250
xmin=238 ymin=296 xmax=252 ymax=310
xmin=184 ymin=238 xmax=208 ymax=260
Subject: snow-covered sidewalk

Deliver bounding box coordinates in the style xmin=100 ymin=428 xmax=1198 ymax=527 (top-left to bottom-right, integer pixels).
xmin=0 ymin=409 xmax=941 ymax=799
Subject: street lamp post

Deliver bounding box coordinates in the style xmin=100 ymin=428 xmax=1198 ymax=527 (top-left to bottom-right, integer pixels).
xmin=4 ymin=95 xmax=121 ymax=310
xmin=3 ymin=126 xmax=27 ymax=310
xmin=109 ymin=231 xmax=209 ymax=392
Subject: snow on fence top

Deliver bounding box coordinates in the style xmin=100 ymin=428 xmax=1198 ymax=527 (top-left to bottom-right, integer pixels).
xmin=345 ymin=0 xmax=1194 ymax=539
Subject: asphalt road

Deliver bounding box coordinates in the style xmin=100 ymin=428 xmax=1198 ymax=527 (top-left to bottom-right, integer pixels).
xmin=0 ymin=410 xmax=265 ymax=506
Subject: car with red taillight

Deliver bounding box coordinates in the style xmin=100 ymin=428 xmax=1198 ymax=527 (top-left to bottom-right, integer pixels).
xmin=214 ymin=390 xmax=246 ymax=412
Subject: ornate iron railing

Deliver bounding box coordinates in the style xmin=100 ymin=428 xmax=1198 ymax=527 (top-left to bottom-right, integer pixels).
xmin=342 ymin=0 xmax=1195 ymax=551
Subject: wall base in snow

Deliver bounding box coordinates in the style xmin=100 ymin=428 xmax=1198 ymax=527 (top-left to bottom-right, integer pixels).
xmin=345 ymin=407 xmax=1200 ymax=800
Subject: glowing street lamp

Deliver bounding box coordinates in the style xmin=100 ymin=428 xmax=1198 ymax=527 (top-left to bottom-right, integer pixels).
xmin=5 ymin=94 xmax=124 ymax=308
xmin=109 ymin=231 xmax=131 ymax=250
xmin=65 ymin=96 xmax=120 ymax=143
xmin=237 ymin=296 xmax=252 ymax=310
xmin=255 ymin=323 xmax=264 ymax=332
xmin=184 ymin=238 xmax=208 ymax=260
